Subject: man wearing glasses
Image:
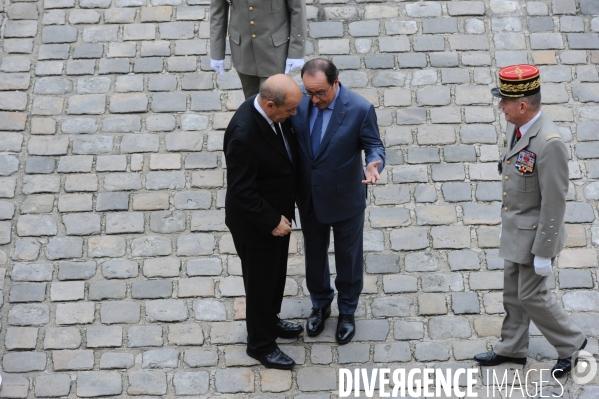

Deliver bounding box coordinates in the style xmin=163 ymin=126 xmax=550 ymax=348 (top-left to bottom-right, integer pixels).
xmin=291 ymin=59 xmax=385 ymax=344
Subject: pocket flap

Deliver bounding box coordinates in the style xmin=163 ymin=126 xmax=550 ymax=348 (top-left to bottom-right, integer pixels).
xmin=272 ymin=24 xmax=289 ymax=47
xmin=229 ymin=26 xmax=240 ymax=45
xmin=516 ymin=216 xmax=539 ymax=230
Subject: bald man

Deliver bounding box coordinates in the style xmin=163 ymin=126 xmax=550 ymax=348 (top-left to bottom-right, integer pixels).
xmin=224 ymin=75 xmax=303 ymax=369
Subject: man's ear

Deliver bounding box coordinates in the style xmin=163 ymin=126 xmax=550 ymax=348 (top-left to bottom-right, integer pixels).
xmin=519 ymin=100 xmax=527 ymax=114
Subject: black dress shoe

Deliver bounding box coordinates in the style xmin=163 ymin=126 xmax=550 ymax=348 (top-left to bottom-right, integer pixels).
xmin=278 ymin=320 xmax=304 ymax=339
xmin=336 ymin=313 xmax=355 ymax=345
xmin=247 ymin=348 xmax=295 ymax=370
xmin=552 ymin=338 xmax=588 ymax=378
xmin=307 ymin=305 xmax=331 ymax=337
xmin=474 ymin=352 xmax=527 ymax=366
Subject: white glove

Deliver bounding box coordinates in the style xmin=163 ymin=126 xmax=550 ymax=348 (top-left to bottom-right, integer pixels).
xmin=210 ymin=59 xmax=225 ymax=75
xmin=534 ymin=256 xmax=552 ymax=277
xmin=499 ymin=223 xmax=502 ymax=239
xmin=285 ymin=58 xmax=304 ymax=74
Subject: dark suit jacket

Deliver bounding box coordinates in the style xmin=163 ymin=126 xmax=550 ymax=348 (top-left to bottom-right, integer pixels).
xmin=224 ymin=95 xmax=297 ymax=248
xmin=291 ymin=84 xmax=385 ymax=224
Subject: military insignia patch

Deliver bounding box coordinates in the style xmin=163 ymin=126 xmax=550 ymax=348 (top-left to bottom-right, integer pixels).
xmin=515 ymin=149 xmax=536 ymax=173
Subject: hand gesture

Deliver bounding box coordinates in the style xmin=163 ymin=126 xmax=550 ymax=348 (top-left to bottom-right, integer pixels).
xmin=272 ymin=215 xmax=292 ymax=236
xmin=362 ymin=160 xmax=382 ymax=184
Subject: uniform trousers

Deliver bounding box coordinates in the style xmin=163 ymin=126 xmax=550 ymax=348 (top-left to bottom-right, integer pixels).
xmin=494 ymin=260 xmax=586 ymax=359
xmin=300 ymin=200 xmax=364 ymax=315
xmin=232 ymin=234 xmax=290 ymax=356
xmin=237 ymin=72 xmax=268 ymax=99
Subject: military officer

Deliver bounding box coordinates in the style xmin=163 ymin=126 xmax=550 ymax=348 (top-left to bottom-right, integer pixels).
xmin=474 ymin=65 xmax=587 ymax=378
xmin=210 ymin=0 xmax=306 ymax=99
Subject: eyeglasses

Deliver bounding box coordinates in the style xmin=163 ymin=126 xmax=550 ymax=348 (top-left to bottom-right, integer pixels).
xmin=303 ymin=85 xmax=332 ymax=98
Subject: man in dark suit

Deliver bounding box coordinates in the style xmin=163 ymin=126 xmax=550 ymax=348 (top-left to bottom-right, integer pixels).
xmin=224 ymin=74 xmax=303 ymax=369
xmin=291 ymin=59 xmax=385 ymax=344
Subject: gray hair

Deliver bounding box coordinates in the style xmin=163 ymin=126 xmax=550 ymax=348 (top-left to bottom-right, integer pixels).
xmin=259 ymin=81 xmax=287 ymax=107
xmin=521 ymin=92 xmax=541 ymax=110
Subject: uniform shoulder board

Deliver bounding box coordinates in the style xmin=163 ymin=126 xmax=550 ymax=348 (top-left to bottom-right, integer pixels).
xmin=546 ymin=134 xmax=561 ymax=141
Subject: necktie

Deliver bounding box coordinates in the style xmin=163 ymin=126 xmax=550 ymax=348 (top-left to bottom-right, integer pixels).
xmin=511 ymin=128 xmax=522 ymax=150
xmin=274 ymin=122 xmax=291 ymax=161
xmin=311 ymin=109 xmax=323 ymax=157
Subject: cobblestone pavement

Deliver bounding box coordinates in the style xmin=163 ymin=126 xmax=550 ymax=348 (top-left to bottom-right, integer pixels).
xmin=1 ymin=0 xmax=599 ymax=397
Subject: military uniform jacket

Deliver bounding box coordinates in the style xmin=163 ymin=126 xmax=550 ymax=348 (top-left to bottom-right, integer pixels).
xmin=210 ymin=0 xmax=306 ymax=77
xmin=498 ymin=112 xmax=569 ymax=264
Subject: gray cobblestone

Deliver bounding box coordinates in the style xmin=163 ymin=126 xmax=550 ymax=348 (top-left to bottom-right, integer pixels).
xmin=100 ymin=353 xmax=135 ymax=369
xmin=0 ymin=4 xmax=597 ymax=397
xmin=78 ymin=371 xmax=123 ymax=397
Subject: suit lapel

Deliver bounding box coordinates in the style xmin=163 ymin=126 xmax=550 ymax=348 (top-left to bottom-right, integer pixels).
xmin=314 ymin=85 xmax=348 ymax=159
xmin=251 ymin=107 xmax=291 ymax=163
xmin=299 ymin=98 xmax=315 ymax=159
xmin=508 ymin=112 xmax=545 ymax=158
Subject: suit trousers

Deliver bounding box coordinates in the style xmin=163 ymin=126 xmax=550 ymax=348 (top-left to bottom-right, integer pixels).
xmin=232 ymin=234 xmax=290 ymax=356
xmin=494 ymin=260 xmax=586 ymax=359
xmin=237 ymin=72 xmax=268 ymax=99
xmin=301 ymin=200 xmax=364 ymax=314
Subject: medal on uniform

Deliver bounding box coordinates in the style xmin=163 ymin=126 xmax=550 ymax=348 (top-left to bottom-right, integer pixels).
xmin=515 ymin=149 xmax=536 ymax=173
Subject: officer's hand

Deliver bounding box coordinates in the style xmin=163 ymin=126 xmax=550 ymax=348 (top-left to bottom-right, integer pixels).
xmin=210 ymin=59 xmax=225 ymax=75
xmin=499 ymin=223 xmax=502 ymax=239
xmin=272 ymin=215 xmax=292 ymax=237
xmin=533 ymin=256 xmax=552 ymax=277
xmin=285 ymin=58 xmax=305 ymax=74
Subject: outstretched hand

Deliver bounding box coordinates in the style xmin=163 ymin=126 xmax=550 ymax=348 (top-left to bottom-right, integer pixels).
xmin=272 ymin=215 xmax=292 ymax=236
xmin=362 ymin=160 xmax=382 ymax=184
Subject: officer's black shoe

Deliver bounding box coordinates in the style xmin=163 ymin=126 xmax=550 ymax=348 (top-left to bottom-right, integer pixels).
xmin=307 ymin=305 xmax=331 ymax=337
xmin=247 ymin=348 xmax=295 ymax=370
xmin=336 ymin=314 xmax=355 ymax=345
xmin=474 ymin=352 xmax=527 ymax=366
xmin=551 ymin=338 xmax=588 ymax=378
xmin=278 ymin=320 xmax=304 ymax=339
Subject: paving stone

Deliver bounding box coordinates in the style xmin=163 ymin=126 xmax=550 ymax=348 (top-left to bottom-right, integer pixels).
xmin=56 ymin=261 xmax=95 ymax=282
xmin=559 ymin=269 xmax=594 ymax=289
xmin=128 ymin=325 xmax=164 ymax=347
xmin=372 ymin=295 xmax=412 ymax=317
xmin=173 ymin=371 xmax=209 ymax=395
xmin=414 ymin=342 xmax=450 ymax=361
xmin=452 ymin=292 xmax=481 ymax=314
xmin=77 ymin=371 xmax=123 ymax=397
xmin=35 ymin=374 xmax=72 ymax=397
xmin=214 ymin=368 xmax=254 ymax=393
xmin=101 ymin=301 xmax=140 ymax=324
xmin=142 ymin=348 xmax=179 ymax=368
xmin=418 ymin=293 xmax=447 ymax=315
xmin=100 ymin=352 xmax=135 ymax=369
xmin=89 ymin=280 xmax=127 ymax=300
xmin=9 ymin=282 xmax=46 ymax=303
xmin=3 ymin=351 xmax=46 ymax=372
xmin=146 ymin=299 xmax=187 ymax=322
xmin=5 ymin=327 xmax=38 ymax=350
xmin=422 ymin=273 xmax=464 ymax=292
xmin=53 ymin=349 xmax=94 ymax=371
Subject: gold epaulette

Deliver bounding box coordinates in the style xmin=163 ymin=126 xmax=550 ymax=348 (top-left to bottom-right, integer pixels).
xmin=546 ymin=134 xmax=561 ymax=141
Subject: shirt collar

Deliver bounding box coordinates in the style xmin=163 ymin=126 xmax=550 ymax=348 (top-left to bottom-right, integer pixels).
xmin=254 ymin=95 xmax=275 ymax=127
xmin=519 ymin=110 xmax=542 ymax=136
xmin=311 ymin=83 xmax=341 ymax=112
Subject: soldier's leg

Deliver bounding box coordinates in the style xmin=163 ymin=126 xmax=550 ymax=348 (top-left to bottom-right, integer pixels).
xmin=237 ymin=72 xmax=267 ymax=99
xmin=493 ymin=260 xmax=531 ymax=358
xmin=517 ymin=262 xmax=586 ymax=358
